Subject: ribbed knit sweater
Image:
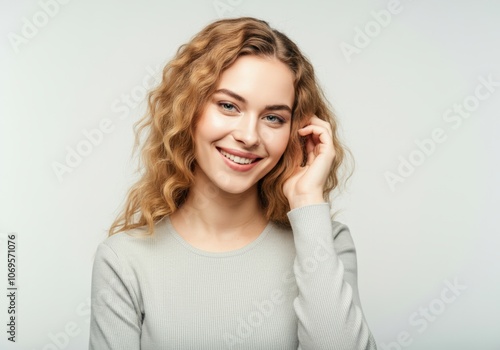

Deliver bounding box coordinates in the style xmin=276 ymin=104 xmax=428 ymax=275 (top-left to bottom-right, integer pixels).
xmin=89 ymin=203 xmax=377 ymax=349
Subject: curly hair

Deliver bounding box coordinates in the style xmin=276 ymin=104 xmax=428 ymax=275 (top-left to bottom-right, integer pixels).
xmin=109 ymin=16 xmax=354 ymax=236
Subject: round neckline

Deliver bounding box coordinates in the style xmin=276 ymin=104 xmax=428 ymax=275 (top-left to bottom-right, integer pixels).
xmin=165 ymin=216 xmax=273 ymax=258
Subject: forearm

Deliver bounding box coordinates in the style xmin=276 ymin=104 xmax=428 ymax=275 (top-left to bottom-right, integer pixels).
xmin=288 ymin=203 xmax=377 ymax=350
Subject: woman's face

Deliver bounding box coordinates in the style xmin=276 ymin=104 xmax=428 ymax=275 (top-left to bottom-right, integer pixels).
xmin=193 ymin=54 xmax=295 ymax=196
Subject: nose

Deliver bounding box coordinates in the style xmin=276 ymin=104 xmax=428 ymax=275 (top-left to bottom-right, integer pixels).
xmin=232 ymin=113 xmax=260 ymax=147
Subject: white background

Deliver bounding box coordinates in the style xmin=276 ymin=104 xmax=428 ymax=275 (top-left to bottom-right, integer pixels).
xmin=1 ymin=0 xmax=499 ymax=349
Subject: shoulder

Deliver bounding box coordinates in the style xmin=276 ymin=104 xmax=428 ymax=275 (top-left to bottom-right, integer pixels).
xmin=95 ymin=217 xmax=168 ymax=261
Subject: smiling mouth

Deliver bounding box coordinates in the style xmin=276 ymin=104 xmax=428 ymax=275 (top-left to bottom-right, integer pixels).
xmin=217 ymin=148 xmax=262 ymax=165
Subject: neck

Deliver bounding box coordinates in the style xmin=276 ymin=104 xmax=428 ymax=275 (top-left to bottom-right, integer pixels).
xmin=172 ymin=169 xmax=267 ymax=239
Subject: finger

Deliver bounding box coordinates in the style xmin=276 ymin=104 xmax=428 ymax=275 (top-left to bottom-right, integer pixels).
xmin=305 ymin=136 xmax=316 ymax=165
xmin=300 ymin=118 xmax=332 ymax=139
xmin=299 ymin=126 xmax=335 ymax=162
xmin=298 ymin=124 xmax=333 ymax=147
xmin=302 ymin=115 xmax=333 ymax=137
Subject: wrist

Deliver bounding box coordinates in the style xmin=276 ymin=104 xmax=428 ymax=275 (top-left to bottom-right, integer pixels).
xmin=289 ymin=193 xmax=325 ymax=210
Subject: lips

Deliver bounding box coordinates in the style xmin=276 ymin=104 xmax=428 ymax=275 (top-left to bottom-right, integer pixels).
xmin=216 ymin=147 xmax=262 ymax=164
xmin=216 ymin=147 xmax=263 ymax=170
xmin=220 ymin=150 xmax=257 ymax=165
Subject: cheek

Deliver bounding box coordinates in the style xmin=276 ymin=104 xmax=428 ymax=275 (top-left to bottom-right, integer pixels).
xmin=198 ymin=110 xmax=236 ymax=138
xmin=263 ymin=128 xmax=290 ymax=157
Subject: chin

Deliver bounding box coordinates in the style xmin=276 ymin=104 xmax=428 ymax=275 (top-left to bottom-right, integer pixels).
xmin=215 ymin=181 xmax=257 ymax=196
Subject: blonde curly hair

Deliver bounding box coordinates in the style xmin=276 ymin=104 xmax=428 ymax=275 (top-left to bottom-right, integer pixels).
xmin=109 ymin=16 xmax=354 ymax=236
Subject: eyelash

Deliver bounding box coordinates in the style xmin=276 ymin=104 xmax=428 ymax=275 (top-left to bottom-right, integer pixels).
xmin=220 ymin=102 xmax=237 ymax=112
xmin=264 ymin=115 xmax=285 ymax=124
xmin=218 ymin=102 xmax=286 ymax=124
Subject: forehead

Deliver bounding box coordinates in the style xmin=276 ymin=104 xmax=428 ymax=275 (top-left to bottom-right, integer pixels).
xmin=216 ymin=55 xmax=295 ymax=107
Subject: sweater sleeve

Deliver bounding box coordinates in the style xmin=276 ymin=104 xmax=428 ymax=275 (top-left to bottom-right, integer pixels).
xmin=287 ymin=203 xmax=377 ymax=350
xmin=89 ymin=242 xmax=142 ymax=350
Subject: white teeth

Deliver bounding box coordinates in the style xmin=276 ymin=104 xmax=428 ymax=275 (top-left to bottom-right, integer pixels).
xmin=220 ymin=150 xmax=256 ymax=165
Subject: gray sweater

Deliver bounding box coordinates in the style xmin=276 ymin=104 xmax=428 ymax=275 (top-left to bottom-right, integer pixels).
xmin=89 ymin=203 xmax=377 ymax=349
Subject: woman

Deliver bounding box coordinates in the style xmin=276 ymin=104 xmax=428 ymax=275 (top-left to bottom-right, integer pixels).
xmin=89 ymin=16 xmax=377 ymax=349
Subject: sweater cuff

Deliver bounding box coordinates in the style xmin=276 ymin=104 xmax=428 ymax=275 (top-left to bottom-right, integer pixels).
xmin=286 ymin=202 xmax=332 ymax=240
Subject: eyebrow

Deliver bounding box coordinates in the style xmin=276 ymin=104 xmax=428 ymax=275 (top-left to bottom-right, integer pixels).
xmin=214 ymin=88 xmax=293 ymax=114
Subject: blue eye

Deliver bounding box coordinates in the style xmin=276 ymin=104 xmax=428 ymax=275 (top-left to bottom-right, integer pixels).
xmin=220 ymin=102 xmax=237 ymax=112
xmin=265 ymin=115 xmax=285 ymax=124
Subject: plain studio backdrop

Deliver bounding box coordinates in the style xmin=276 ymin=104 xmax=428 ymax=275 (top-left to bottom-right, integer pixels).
xmin=1 ymin=0 xmax=499 ymax=349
